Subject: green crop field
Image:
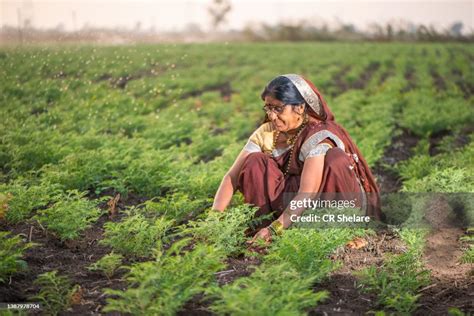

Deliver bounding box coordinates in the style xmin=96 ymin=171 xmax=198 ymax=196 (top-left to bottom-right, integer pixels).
xmin=0 ymin=42 xmax=473 ymax=315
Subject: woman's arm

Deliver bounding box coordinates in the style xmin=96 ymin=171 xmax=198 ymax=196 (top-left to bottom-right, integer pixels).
xmin=212 ymin=149 xmax=251 ymax=212
xmin=249 ymin=154 xmax=325 ymax=242
xmin=277 ymin=154 xmax=325 ymax=228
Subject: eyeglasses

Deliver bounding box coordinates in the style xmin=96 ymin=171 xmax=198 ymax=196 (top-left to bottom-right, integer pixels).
xmin=262 ymin=104 xmax=287 ymax=115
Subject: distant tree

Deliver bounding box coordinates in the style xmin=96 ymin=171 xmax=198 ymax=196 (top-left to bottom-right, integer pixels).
xmin=208 ymin=0 xmax=232 ymax=30
xmin=134 ymin=21 xmax=142 ymax=32
xmin=341 ymin=23 xmax=356 ymax=33
xmin=55 ymin=23 xmax=65 ymax=32
xmin=450 ymin=22 xmax=463 ymax=36
xmin=23 ymin=18 xmax=32 ymax=30
xmin=386 ymin=24 xmax=393 ymax=39
xmin=184 ymin=23 xmax=203 ymax=34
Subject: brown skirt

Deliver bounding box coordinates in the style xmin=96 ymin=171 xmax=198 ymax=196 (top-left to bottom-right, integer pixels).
xmin=237 ymin=148 xmax=365 ymax=230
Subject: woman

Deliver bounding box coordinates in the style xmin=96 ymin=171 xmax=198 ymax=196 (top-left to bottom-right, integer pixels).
xmin=212 ymin=74 xmax=383 ymax=243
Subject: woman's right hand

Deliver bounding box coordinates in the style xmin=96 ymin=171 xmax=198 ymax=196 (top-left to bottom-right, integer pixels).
xmin=212 ymin=149 xmax=251 ymax=212
xmin=246 ymin=227 xmax=272 ymax=254
xmin=247 ymin=227 xmax=272 ymax=244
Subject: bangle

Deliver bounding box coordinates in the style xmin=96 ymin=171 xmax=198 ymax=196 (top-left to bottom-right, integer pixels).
xmin=269 ymin=220 xmax=284 ymax=236
xmin=267 ymin=225 xmax=276 ymax=236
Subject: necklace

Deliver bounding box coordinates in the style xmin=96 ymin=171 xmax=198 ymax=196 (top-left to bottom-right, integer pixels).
xmin=272 ymin=115 xmax=308 ymax=176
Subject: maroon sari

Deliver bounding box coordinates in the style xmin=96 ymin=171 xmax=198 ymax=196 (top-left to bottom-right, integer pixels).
xmin=237 ymin=76 xmax=383 ymax=228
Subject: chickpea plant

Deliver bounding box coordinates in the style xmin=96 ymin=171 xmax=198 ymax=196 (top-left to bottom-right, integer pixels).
xmin=103 ymin=242 xmax=225 ymax=316
xmin=0 ymin=232 xmax=37 ymax=283
xmin=30 ymin=270 xmax=80 ymax=316
xmin=356 ymin=229 xmax=430 ymax=314
xmin=178 ymin=204 xmax=258 ymax=256
xmin=267 ymin=228 xmax=362 ymax=280
xmin=87 ymin=252 xmax=124 ymax=279
xmin=32 ymin=190 xmax=106 ymax=241
xmin=460 ymin=228 xmax=474 ymax=264
xmin=142 ymin=192 xmax=212 ymax=223
xmin=0 ymin=180 xmax=62 ymax=224
xmin=100 ymin=210 xmax=174 ymax=259
xmin=209 ymin=262 xmax=328 ymax=316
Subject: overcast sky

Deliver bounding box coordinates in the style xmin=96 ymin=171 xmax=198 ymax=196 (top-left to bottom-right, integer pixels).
xmin=1 ymin=0 xmax=472 ymax=33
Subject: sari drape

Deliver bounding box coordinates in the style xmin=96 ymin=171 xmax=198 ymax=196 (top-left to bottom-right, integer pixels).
xmin=238 ymin=75 xmax=383 ymax=228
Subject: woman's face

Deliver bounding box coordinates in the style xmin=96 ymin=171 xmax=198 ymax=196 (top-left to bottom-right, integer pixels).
xmin=264 ymin=95 xmax=304 ymax=132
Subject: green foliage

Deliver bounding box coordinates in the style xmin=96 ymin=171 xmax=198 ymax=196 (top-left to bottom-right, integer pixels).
xmin=397 ymin=154 xmax=433 ymax=183
xmin=1 ymin=128 xmax=69 ymax=175
xmin=399 ymin=91 xmax=473 ymax=137
xmin=460 ymin=245 xmax=474 ymax=264
xmin=142 ymin=192 xmax=211 ymax=222
xmin=179 ymin=204 xmax=258 ymax=256
xmin=0 ymin=232 xmax=36 ymax=283
xmin=0 ymin=179 xmax=62 ymax=224
xmin=103 ymin=243 xmax=225 ymax=316
xmin=356 ymin=229 xmax=430 ymax=314
xmin=395 ymin=139 xmax=474 ymax=228
xmin=87 ymin=252 xmax=124 ymax=279
xmin=266 ymin=228 xmax=356 ymax=280
xmin=123 ymin=149 xmax=178 ymax=197
xmin=357 ymin=254 xmax=430 ymax=313
xmin=460 ymin=228 xmax=474 ymax=264
xmin=209 ymin=262 xmax=328 ymax=316
xmin=448 ymin=307 xmax=467 ymax=316
xmin=332 ymin=90 xmax=396 ymax=167
xmin=397 ymin=228 xmax=428 ymax=254
xmin=40 ymin=148 xmax=129 ymax=194
xmin=380 ymin=192 xmax=415 ymax=226
xmin=33 ymin=190 xmax=105 ymax=241
xmin=208 ymin=228 xmax=360 ymax=315
xmin=1 ymin=43 xmax=473 ymax=315
xmin=100 ymin=211 xmax=174 ymax=258
xmin=0 ymin=310 xmax=28 ymax=316
xmin=403 ymin=167 xmax=473 ymax=193
xmin=30 ymin=270 xmax=79 ymax=316
xmin=398 ymin=139 xmax=473 ymax=193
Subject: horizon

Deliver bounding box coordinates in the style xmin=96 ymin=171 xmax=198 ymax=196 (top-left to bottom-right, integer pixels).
xmin=1 ymin=0 xmax=473 ymax=34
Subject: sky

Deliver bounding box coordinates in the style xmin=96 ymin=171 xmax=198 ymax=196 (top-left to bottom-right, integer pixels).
xmin=1 ymin=0 xmax=473 ymax=33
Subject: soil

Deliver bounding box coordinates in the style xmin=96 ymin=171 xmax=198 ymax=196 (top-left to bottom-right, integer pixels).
xmin=329 ymin=65 xmax=352 ymax=97
xmin=378 ymin=70 xmax=394 ymax=86
xmin=430 ymin=68 xmax=447 ymax=92
xmin=423 ymin=227 xmax=472 ymax=280
xmin=0 ymin=213 xmax=128 ymax=315
xmin=328 ymin=62 xmax=381 ymax=98
xmin=310 ymin=273 xmax=378 ymax=315
xmin=351 ymin=62 xmax=381 ymax=90
xmin=196 ymin=148 xmax=224 ymax=164
xmin=0 ymin=191 xmax=154 ymax=315
xmin=451 ymin=68 xmax=474 ymax=99
xmin=372 ymin=127 xmax=420 ymax=193
xmin=179 ymin=82 xmax=233 ymax=102
xmin=175 ymin=256 xmax=263 ymax=315
xmin=429 ymin=125 xmax=473 ymax=156
xmin=1 ymin=216 xmax=472 ymax=315
xmin=310 ymin=230 xmax=408 ymax=315
xmin=416 ymin=226 xmax=474 ymax=315
xmin=311 ymin=227 xmax=473 ymax=315
xmin=1 ymin=131 xmax=472 ymax=315
xmin=216 ymin=256 xmax=261 ymax=286
xmin=400 ymin=65 xmax=417 ymax=93
xmin=95 ymin=63 xmax=179 ymax=90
